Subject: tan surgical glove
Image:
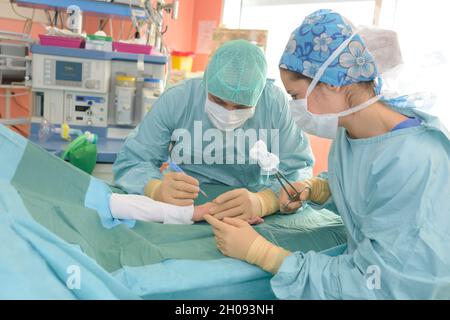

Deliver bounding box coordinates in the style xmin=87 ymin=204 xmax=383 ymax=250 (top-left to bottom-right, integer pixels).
xmin=255 ymin=189 xmax=280 ymax=217
xmin=209 ymin=188 xmax=279 ymax=221
xmin=144 ymin=172 xmax=200 ymax=206
xmin=246 ymin=235 xmax=292 ymax=274
xmin=303 ymin=177 xmax=331 ymax=204
xmin=279 ymin=177 xmax=331 ymax=213
xmin=204 ymin=215 xmax=291 ymax=274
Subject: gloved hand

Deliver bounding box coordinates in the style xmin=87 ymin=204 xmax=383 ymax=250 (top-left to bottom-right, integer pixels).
xmin=204 ymin=215 xmax=291 ymax=274
xmin=208 ymin=188 xmax=279 ymax=221
xmin=144 ymin=172 xmax=200 ymax=206
xmin=193 ymin=202 xmax=265 ymax=224
xmin=279 ymin=177 xmax=330 ymax=213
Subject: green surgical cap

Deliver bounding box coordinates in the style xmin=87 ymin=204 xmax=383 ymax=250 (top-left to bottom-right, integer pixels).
xmin=205 ymin=40 xmax=267 ymax=107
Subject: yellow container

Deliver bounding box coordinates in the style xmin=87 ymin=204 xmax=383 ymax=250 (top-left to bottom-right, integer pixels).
xmin=171 ymin=51 xmax=194 ymax=72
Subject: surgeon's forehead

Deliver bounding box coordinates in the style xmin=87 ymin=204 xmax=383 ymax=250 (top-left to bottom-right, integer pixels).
xmin=209 ymin=93 xmax=249 ymax=108
xmin=279 ymin=72 xmax=296 ymax=93
xmin=281 ymin=70 xmax=309 ymax=90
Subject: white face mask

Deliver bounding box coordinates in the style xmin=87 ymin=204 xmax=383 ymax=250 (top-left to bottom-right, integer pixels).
xmin=289 ymin=31 xmax=382 ymax=139
xmin=290 ymin=95 xmax=381 ymax=139
xmin=205 ymin=96 xmax=255 ymax=131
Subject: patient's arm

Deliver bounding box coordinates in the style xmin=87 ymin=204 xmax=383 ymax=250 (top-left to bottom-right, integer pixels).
xmin=109 ymin=194 xmax=264 ymax=225
xmin=110 ymin=193 xmax=194 ymax=224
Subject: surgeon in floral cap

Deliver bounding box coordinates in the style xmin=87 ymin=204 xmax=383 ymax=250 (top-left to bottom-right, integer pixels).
xmin=205 ymin=9 xmax=450 ymax=300
xmin=280 ymin=9 xmax=379 ymax=92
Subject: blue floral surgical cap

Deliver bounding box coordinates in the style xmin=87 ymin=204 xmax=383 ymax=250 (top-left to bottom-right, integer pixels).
xmin=279 ymin=9 xmax=379 ymax=87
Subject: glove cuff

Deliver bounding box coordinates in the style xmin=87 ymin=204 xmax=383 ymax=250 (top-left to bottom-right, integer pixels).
xmin=245 ymin=235 xmax=291 ymax=274
xmin=304 ymin=177 xmax=331 ymax=204
xmin=256 ymin=189 xmax=280 ymax=217
xmin=144 ymin=179 xmax=162 ymax=199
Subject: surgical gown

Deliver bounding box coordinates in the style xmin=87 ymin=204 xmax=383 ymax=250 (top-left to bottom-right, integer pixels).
xmin=271 ymin=105 xmax=450 ymax=299
xmin=113 ymin=78 xmax=314 ymax=195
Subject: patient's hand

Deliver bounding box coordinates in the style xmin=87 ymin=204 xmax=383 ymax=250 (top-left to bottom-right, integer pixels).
xmin=192 ymin=202 xmax=215 ymax=222
xmin=246 ymin=216 xmax=264 ymax=225
xmin=193 ymin=202 xmax=264 ymax=225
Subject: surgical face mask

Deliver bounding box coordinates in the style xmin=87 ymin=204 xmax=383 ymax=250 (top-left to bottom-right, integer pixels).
xmin=205 ymin=96 xmax=255 ymax=131
xmin=289 ymin=31 xmax=382 ymax=139
xmin=290 ymin=95 xmax=381 ymax=139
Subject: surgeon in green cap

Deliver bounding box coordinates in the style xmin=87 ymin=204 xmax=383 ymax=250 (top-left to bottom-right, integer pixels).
xmin=113 ymin=40 xmax=314 ymax=222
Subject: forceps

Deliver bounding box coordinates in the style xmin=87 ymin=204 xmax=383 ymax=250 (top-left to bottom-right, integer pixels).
xmin=274 ymin=169 xmax=310 ymax=205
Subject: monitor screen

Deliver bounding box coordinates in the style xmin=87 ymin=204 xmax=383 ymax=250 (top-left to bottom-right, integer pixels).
xmin=55 ymin=61 xmax=82 ymax=82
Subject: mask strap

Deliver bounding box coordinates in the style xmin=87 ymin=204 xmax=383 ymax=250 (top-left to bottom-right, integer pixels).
xmin=338 ymin=94 xmax=382 ymax=117
xmin=306 ymin=31 xmax=358 ymax=98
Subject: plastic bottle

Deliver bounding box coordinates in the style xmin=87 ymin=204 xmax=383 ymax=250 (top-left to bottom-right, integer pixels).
xmin=115 ymin=75 xmax=136 ymax=125
xmin=141 ymin=77 xmax=163 ymax=117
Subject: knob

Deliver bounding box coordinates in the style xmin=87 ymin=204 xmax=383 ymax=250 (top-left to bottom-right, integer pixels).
xmin=85 ymin=79 xmax=96 ymax=89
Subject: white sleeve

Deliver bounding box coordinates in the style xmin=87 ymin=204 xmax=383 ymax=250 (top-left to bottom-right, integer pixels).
xmin=109 ymin=193 xmax=194 ymax=225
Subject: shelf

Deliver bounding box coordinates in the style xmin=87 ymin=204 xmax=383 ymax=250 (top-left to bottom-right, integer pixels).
xmin=31 ymin=44 xmax=168 ymax=65
xmin=0 ymin=118 xmax=30 ymax=126
xmin=14 ymin=0 xmax=148 ymax=20
xmin=0 ymin=85 xmax=30 ymax=89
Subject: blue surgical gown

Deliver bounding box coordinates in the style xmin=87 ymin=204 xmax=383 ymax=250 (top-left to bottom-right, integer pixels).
xmin=271 ymin=106 xmax=450 ymax=299
xmin=113 ymin=78 xmax=314 ymax=195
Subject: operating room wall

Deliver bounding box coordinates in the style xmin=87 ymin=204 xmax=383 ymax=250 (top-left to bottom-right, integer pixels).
xmin=306 ymin=135 xmax=330 ymax=176
xmin=190 ymin=0 xmax=223 ymax=71
xmin=151 ymin=0 xmax=224 ymax=72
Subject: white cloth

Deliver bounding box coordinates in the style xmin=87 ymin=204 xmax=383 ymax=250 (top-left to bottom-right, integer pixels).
xmin=249 ymin=140 xmax=279 ymax=174
xmin=109 ymin=193 xmax=194 ymax=225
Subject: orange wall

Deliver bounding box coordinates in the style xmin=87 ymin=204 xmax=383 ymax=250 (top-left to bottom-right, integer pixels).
xmin=190 ymin=0 xmax=223 ymax=71
xmin=164 ymin=0 xmax=196 ymax=52
xmin=308 ymin=135 xmax=332 ymax=176
xmin=154 ymin=0 xmax=224 ymax=71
